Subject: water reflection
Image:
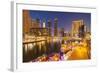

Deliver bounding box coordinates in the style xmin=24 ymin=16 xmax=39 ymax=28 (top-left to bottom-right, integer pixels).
xmin=23 ymin=38 xmax=91 ymax=62
xmin=23 ymin=40 xmax=61 ymax=62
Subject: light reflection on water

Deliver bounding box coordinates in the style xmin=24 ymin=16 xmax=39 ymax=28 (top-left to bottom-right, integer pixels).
xmin=23 ymin=40 xmax=61 ymax=62
xmin=23 ymin=38 xmax=91 ymax=62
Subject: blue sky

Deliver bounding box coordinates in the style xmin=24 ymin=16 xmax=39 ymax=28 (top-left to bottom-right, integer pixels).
xmin=29 ymin=10 xmax=91 ymax=32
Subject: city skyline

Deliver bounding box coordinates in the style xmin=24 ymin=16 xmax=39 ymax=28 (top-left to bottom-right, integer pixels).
xmin=23 ymin=10 xmax=91 ymax=62
xmin=29 ymin=10 xmax=91 ymax=32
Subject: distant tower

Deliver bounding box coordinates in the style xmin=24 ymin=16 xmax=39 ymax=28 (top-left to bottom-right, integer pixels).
xmin=48 ymin=20 xmax=52 ymax=36
xmin=54 ymin=18 xmax=58 ymax=36
xmin=84 ymin=25 xmax=87 ymax=33
xmin=36 ymin=18 xmax=40 ymax=27
xmin=43 ymin=19 xmax=46 ymax=28
xmin=61 ymin=28 xmax=65 ymax=37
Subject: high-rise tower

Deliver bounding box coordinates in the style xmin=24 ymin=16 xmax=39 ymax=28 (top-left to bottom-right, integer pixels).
xmin=43 ymin=19 xmax=46 ymax=28
xmin=23 ymin=10 xmax=31 ymax=34
xmin=48 ymin=20 xmax=52 ymax=36
xmin=71 ymin=19 xmax=85 ymax=38
xmin=54 ymin=18 xmax=58 ymax=36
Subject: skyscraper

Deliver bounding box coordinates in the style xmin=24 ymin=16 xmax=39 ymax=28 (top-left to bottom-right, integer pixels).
xmin=54 ymin=18 xmax=58 ymax=36
xmin=36 ymin=18 xmax=40 ymax=28
xmin=61 ymin=28 xmax=65 ymax=37
xmin=47 ymin=20 xmax=52 ymax=36
xmin=72 ymin=20 xmax=85 ymax=38
xmin=23 ymin=10 xmax=31 ymax=35
xmin=79 ymin=23 xmax=85 ymax=38
xmin=43 ymin=19 xmax=46 ymax=28
xmin=31 ymin=19 xmax=40 ymax=28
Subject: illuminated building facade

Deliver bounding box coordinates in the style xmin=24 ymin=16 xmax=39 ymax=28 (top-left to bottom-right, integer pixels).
xmin=54 ymin=18 xmax=58 ymax=36
xmin=23 ymin=10 xmax=31 ymax=35
xmin=30 ymin=18 xmax=49 ymax=36
xmin=47 ymin=20 xmax=52 ymax=36
xmin=61 ymin=28 xmax=65 ymax=37
xmin=71 ymin=20 xmax=85 ymax=38
xmin=23 ymin=10 xmax=49 ymax=37
xmin=43 ymin=19 xmax=46 ymax=28
xmin=31 ymin=19 xmax=40 ymax=28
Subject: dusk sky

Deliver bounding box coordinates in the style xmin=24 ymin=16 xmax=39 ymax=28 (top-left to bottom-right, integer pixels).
xmin=29 ymin=10 xmax=91 ymax=32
